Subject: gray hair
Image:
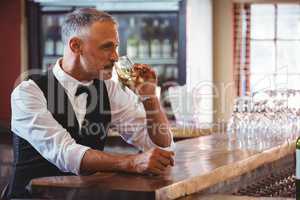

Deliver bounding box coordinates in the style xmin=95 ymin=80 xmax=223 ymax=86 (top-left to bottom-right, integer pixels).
xmin=61 ymin=8 xmax=117 ymax=44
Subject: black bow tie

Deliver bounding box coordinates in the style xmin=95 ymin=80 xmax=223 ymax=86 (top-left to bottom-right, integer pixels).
xmin=75 ymin=85 xmax=91 ymax=96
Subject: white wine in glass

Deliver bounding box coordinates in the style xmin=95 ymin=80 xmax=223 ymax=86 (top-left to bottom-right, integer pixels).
xmin=115 ymin=56 xmax=135 ymax=87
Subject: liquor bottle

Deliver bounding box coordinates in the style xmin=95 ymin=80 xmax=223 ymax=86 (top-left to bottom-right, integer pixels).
xmin=138 ymin=20 xmax=150 ymax=59
xmin=296 ymin=137 xmax=300 ymax=198
xmin=161 ymin=19 xmax=172 ymax=58
xmin=164 ymin=66 xmax=173 ymax=81
xmin=173 ymin=40 xmax=178 ymax=59
xmin=126 ymin=17 xmax=139 ymax=58
xmin=172 ymin=20 xmax=178 ymax=59
xmin=45 ymin=17 xmax=55 ymax=55
xmin=150 ymin=19 xmax=161 ymax=59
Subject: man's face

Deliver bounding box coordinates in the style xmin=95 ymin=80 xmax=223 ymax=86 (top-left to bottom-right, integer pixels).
xmin=80 ymin=21 xmax=119 ymax=80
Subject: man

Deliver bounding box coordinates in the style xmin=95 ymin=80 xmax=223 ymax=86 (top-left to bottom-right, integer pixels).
xmin=6 ymin=8 xmax=174 ymax=198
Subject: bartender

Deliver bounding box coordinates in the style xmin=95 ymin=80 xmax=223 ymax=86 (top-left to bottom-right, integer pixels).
xmin=6 ymin=8 xmax=174 ymax=199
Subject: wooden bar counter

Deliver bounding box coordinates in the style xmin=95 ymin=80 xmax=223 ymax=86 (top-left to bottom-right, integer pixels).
xmin=29 ymin=134 xmax=296 ymax=200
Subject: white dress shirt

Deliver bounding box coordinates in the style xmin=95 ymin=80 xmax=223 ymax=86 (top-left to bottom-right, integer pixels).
xmin=11 ymin=59 xmax=174 ymax=175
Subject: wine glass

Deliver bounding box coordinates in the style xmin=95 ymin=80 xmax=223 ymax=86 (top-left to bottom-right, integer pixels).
xmin=114 ymin=55 xmax=135 ymax=88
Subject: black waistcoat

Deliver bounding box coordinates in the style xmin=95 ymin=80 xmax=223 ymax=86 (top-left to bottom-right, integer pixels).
xmin=7 ymin=70 xmax=111 ymax=199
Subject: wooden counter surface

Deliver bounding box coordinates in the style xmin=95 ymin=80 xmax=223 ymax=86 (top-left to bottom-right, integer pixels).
xmin=29 ymin=134 xmax=295 ymax=200
xmin=179 ymin=194 xmax=294 ymax=200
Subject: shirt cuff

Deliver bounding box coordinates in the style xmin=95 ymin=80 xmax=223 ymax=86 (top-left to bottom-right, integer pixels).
xmin=150 ymin=137 xmax=176 ymax=151
xmin=68 ymin=145 xmax=90 ymax=175
xmin=145 ymin=131 xmax=176 ymax=152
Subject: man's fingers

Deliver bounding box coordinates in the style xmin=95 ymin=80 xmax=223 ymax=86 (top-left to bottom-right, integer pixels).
xmin=170 ymin=156 xmax=174 ymax=166
xmin=132 ymin=64 xmax=156 ymax=80
xmin=162 ymin=155 xmax=174 ymax=167
xmin=157 ymin=155 xmax=173 ymax=167
xmin=158 ymin=149 xmax=174 ymax=159
xmin=151 ymin=148 xmax=174 ymax=167
xmin=160 ymin=151 xmax=174 ymax=167
xmin=154 ymin=160 xmax=168 ymax=171
xmin=134 ymin=148 xmax=174 ymax=176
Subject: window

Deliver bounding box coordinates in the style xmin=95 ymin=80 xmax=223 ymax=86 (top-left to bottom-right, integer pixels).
xmin=234 ymin=3 xmax=300 ymax=96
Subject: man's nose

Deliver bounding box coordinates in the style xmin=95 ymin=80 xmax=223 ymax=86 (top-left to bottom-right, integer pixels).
xmin=110 ymin=49 xmax=119 ymax=62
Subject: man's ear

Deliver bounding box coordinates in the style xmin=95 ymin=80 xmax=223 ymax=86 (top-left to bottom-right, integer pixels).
xmin=69 ymin=37 xmax=83 ymax=55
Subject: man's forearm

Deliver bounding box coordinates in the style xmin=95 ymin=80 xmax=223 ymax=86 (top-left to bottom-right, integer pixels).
xmin=80 ymin=149 xmax=134 ymax=174
xmin=80 ymin=147 xmax=175 ymax=175
xmin=142 ymin=96 xmax=172 ymax=147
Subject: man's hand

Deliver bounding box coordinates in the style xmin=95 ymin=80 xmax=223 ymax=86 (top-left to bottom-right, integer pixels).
xmin=129 ymin=148 xmax=174 ymax=175
xmin=128 ymin=64 xmax=157 ymax=97
xmin=129 ymin=64 xmax=172 ymax=148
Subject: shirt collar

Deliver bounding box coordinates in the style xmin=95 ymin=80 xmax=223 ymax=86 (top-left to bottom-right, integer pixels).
xmin=52 ymin=58 xmax=93 ymax=97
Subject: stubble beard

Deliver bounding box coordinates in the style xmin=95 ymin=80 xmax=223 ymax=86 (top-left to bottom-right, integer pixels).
xmin=98 ymin=69 xmax=113 ymax=80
